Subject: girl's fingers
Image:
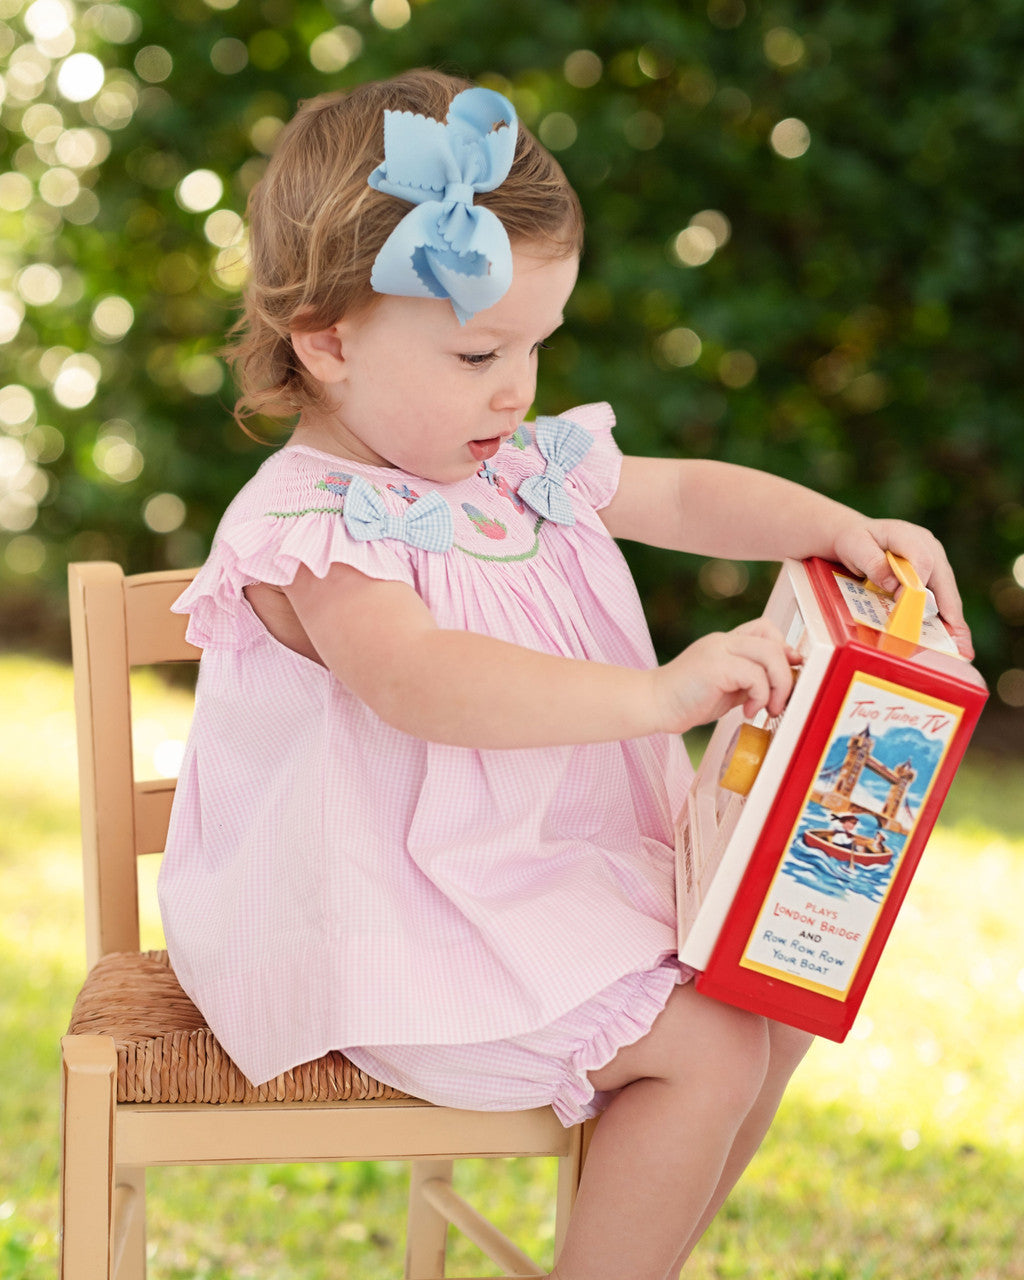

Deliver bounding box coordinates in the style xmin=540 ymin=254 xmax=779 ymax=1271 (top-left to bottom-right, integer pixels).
xmin=725 ymin=628 xmax=796 ymax=717
xmin=834 ymin=521 xmax=975 ymax=660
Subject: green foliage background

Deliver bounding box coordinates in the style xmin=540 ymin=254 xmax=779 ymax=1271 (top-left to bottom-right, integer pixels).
xmin=2 ymin=0 xmax=1023 ymax=696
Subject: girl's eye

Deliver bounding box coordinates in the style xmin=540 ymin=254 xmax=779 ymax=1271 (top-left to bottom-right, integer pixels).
xmin=533 ymin=341 xmax=552 ymax=355
xmin=459 ymin=351 xmax=499 ymax=368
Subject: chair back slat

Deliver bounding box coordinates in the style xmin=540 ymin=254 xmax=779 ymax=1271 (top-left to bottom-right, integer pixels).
xmin=68 ymin=562 xmax=198 ymax=967
xmin=134 ymin=779 xmax=178 ymax=856
xmin=124 ymin=571 xmax=201 ymax=666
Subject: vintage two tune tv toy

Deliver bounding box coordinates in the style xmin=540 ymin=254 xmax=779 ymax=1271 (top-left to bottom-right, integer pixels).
xmin=676 ymin=554 xmax=988 ymax=1041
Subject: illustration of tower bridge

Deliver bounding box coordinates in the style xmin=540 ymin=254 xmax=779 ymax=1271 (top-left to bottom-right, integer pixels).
xmin=811 ymin=726 xmax=916 ymax=834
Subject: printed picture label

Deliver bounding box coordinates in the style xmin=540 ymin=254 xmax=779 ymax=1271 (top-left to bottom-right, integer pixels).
xmin=739 ymin=672 xmax=962 ymax=998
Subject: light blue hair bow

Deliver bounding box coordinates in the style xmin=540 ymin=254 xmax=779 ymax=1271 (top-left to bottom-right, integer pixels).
xmin=516 ymin=417 xmax=593 ymax=526
xmin=367 ymin=87 xmax=518 ymax=325
xmin=343 ymin=475 xmax=453 ymax=552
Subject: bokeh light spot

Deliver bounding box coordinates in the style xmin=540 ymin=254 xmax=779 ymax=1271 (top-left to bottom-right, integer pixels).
xmin=92 ymin=76 xmax=138 ymax=129
xmin=0 ymin=292 xmax=26 ymax=343
xmin=0 ymin=385 xmax=36 ymax=428
xmin=672 ymin=224 xmax=717 ymax=267
xmin=699 ymin=559 xmax=750 ymax=599
xmin=564 ymin=50 xmax=602 ymax=88
xmin=997 ymin=669 xmax=1024 ymax=707
xmin=179 ymin=353 xmax=224 ymax=396
xmin=764 ymin=26 xmax=806 ymax=68
xmin=708 ymin=0 xmax=746 ymax=29
xmin=623 ymin=110 xmax=664 ymax=150
xmin=203 ymin=208 xmax=244 ymax=248
xmin=38 ymin=165 xmax=79 ymax=206
xmin=56 ymin=52 xmax=105 ymax=103
xmin=86 ymin=4 xmax=141 ymax=43
xmin=25 ymin=0 xmax=74 ymax=41
xmin=210 ymin=37 xmax=248 ymax=74
xmin=22 ymin=102 xmax=63 ymax=141
xmin=370 ymin=0 xmax=410 ymax=29
xmin=309 ymin=26 xmax=363 ymax=73
xmin=55 ymin=127 xmax=106 ymax=169
xmin=249 ymin=116 xmax=284 ymax=156
xmin=248 ymin=29 xmax=289 ymax=70
xmin=718 ymin=349 xmax=758 ymax=388
xmin=134 ymin=45 xmax=173 ymax=84
xmin=770 ymin=117 xmax=811 ymax=158
xmin=16 ymin=262 xmax=61 ymax=305
xmin=143 ymin=491 xmax=186 ymax=533
xmin=93 ymin=422 xmax=143 ymax=482
xmin=91 ymin=295 xmax=134 ymax=342
xmin=657 ymin=327 xmax=702 ymax=368
xmin=176 ymin=168 xmax=223 ymax=213
xmin=539 ymin=112 xmax=577 ymax=151
xmin=53 ymin=354 xmax=101 ymax=409
xmin=689 ymin=208 xmax=731 ymax=248
xmin=3 ymin=532 xmax=46 ymax=574
xmin=0 ymin=172 xmax=33 ymax=211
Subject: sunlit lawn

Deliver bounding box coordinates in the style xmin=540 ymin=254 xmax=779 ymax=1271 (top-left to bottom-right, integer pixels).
xmin=2 ymin=653 xmax=1023 ymax=1278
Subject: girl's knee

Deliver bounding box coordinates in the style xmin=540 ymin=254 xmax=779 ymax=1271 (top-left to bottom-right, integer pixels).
xmin=768 ymin=1020 xmax=815 ymax=1077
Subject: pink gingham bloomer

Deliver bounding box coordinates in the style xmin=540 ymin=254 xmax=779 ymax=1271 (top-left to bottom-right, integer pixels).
xmin=158 ymin=402 xmax=695 ymax=1115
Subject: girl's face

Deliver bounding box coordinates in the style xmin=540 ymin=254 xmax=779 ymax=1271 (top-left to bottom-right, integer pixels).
xmin=293 ymin=244 xmax=579 ymax=484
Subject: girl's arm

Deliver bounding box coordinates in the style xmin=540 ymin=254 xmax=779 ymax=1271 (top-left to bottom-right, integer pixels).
xmin=602 ymin=456 xmax=974 ymax=657
xmin=282 ymin=562 xmax=797 ymax=749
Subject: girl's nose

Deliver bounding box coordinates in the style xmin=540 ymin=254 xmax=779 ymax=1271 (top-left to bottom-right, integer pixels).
xmin=491 ymin=357 xmax=537 ymax=418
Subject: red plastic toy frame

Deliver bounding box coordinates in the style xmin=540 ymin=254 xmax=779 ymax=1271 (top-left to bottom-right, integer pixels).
xmin=693 ymin=558 xmax=988 ymax=1041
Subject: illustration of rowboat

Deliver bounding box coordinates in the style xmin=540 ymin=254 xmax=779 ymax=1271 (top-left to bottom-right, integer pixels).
xmin=802 ymin=828 xmax=895 ymax=868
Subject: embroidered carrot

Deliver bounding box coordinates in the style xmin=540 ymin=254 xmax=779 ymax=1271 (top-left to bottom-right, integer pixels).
xmin=461 ymin=503 xmax=507 ymax=540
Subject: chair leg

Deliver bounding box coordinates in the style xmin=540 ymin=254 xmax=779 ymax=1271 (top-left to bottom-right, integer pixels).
xmin=60 ymin=1035 xmax=118 ymax=1280
xmin=406 ymin=1158 xmax=453 ymax=1279
xmin=113 ymin=1167 xmax=146 ymax=1280
xmin=552 ymin=1120 xmax=588 ymax=1258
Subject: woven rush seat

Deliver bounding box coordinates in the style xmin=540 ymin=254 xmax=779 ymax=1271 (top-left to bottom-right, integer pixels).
xmin=67 ymin=950 xmax=415 ymax=1106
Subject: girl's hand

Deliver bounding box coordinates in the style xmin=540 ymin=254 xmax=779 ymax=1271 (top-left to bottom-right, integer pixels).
xmin=833 ymin=519 xmax=974 ymax=659
xmin=652 ymin=619 xmax=799 ymax=734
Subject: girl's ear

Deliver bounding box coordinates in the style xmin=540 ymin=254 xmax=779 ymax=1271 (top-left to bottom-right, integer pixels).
xmin=290 ymin=324 xmax=346 ymax=384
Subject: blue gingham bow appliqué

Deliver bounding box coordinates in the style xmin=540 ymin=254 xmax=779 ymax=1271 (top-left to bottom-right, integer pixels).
xmin=516 ymin=417 xmax=593 ymax=527
xmin=367 ymin=87 xmax=517 ymax=325
xmin=343 ymin=475 xmax=453 ymax=553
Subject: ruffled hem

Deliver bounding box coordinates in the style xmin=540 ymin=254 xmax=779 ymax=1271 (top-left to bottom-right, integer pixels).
xmin=550 ymin=957 xmax=696 ymax=1126
xmin=560 ymin=401 xmax=621 ymax=510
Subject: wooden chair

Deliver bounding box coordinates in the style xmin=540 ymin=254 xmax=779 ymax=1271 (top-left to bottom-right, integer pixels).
xmin=60 ymin=560 xmax=588 ymax=1280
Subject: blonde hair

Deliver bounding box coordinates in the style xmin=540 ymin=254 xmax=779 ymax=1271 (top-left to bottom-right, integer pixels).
xmin=226 ymin=68 xmax=584 ymax=433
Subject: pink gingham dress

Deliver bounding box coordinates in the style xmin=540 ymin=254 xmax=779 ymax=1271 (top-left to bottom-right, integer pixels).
xmin=159 ymin=403 xmax=695 ymax=1120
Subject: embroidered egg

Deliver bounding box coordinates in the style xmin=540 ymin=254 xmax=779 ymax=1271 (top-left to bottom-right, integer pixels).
xmin=320 ymin=472 xmax=353 ymax=497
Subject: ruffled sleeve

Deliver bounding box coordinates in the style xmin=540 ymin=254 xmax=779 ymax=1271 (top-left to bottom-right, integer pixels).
xmin=173 ymin=452 xmax=418 ymax=650
xmin=559 ymin=402 xmax=622 ymax=510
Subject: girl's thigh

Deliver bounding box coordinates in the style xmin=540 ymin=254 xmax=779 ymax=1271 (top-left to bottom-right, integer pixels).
xmin=587 ymin=984 xmax=772 ymax=1097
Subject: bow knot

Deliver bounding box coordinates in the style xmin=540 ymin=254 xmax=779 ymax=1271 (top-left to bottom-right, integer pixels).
xmin=368 ymin=87 xmax=517 ymax=324
xmin=515 ymin=417 xmax=594 ymax=527
xmin=444 ymin=181 xmax=476 ymax=206
xmin=343 ymin=476 xmax=453 ymax=553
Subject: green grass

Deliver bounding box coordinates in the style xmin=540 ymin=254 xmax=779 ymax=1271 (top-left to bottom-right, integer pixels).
xmin=2 ymin=653 xmax=1023 ymax=1279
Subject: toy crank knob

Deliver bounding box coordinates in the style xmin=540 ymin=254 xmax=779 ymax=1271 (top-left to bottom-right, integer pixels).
xmin=719 ymin=723 xmax=772 ymax=796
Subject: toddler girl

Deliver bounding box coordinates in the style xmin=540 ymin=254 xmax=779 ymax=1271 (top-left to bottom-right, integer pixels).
xmin=159 ymin=69 xmax=972 ymax=1280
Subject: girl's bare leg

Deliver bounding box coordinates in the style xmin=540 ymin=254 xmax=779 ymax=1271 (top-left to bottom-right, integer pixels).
xmin=545 ymin=984 xmax=778 ymax=1280
xmin=664 ymin=1018 xmax=814 ymax=1276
